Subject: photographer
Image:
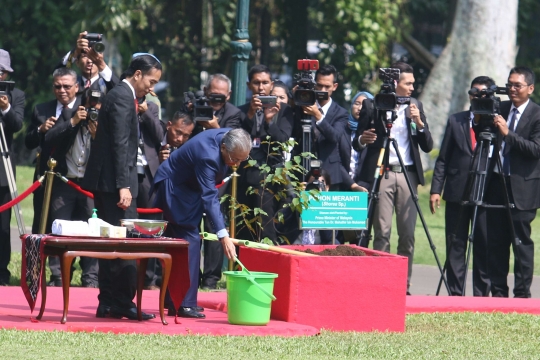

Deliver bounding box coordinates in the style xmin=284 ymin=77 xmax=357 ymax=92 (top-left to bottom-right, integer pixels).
xmin=236 ymin=64 xmax=294 ymax=243
xmin=476 ymin=66 xmax=540 ymax=298
xmin=44 ymin=84 xmax=99 ymax=287
xmin=0 ymin=49 xmax=24 ymax=286
xmin=430 ymin=76 xmax=494 ymax=296
xmin=158 ymin=112 xmax=195 ymax=163
xmin=353 ymin=62 xmax=433 ymax=293
xmin=60 ymin=31 xmax=119 ymax=94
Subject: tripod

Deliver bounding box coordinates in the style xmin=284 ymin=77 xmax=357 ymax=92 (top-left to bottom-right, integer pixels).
xmin=359 ymin=108 xmax=450 ymax=294
xmin=436 ymin=125 xmax=525 ymax=296
xmin=301 ymin=116 xmax=312 ymax=176
xmin=0 ymin=122 xmax=26 ymax=235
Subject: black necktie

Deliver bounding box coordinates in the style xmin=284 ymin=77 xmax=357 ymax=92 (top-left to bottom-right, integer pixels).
xmin=502 ymin=108 xmax=518 ymax=175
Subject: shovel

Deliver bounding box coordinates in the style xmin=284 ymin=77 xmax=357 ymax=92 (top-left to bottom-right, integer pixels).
xmin=234 ymin=256 xmax=276 ymax=301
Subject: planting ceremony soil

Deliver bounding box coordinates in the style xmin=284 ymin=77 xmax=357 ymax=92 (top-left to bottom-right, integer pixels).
xmin=302 ymin=245 xmax=370 ymax=256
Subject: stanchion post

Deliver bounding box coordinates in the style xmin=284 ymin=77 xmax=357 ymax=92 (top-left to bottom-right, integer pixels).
xmin=228 ymin=165 xmax=239 ymax=271
xmin=39 ymin=158 xmax=57 ymax=234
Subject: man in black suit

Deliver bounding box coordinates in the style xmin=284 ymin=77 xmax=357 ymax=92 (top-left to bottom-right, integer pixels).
xmin=82 ymin=54 xmax=162 ymax=320
xmin=430 ymin=76 xmax=495 ymax=296
xmin=479 ymin=66 xmax=540 ymax=298
xmin=353 ymin=62 xmax=433 ymax=292
xmin=44 ymin=79 xmax=99 ymax=288
xmin=158 ymin=112 xmax=195 ymax=164
xmin=60 ymin=31 xmax=119 ymax=94
xmin=0 ymin=49 xmax=24 ymax=285
xmin=236 ymin=64 xmax=294 ymax=243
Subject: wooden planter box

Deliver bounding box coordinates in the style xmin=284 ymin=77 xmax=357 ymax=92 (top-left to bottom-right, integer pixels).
xmin=239 ymin=245 xmax=408 ymax=332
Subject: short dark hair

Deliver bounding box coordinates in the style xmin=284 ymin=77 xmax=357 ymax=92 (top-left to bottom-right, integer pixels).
xmin=315 ymin=64 xmax=338 ymax=83
xmin=248 ymin=64 xmax=271 ymax=82
xmin=121 ymin=55 xmax=162 ymax=80
xmin=271 ymin=80 xmax=291 ymax=98
xmin=470 ymin=76 xmax=495 ymax=89
xmin=390 ymin=62 xmax=414 ymax=77
xmin=170 ymin=111 xmax=193 ymax=126
xmin=509 ymin=66 xmax=536 ymax=85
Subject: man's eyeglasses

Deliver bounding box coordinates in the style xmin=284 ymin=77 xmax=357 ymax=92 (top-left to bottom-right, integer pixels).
xmin=54 ymin=84 xmax=75 ymax=90
xmin=227 ymin=150 xmax=249 ymax=164
xmin=506 ymin=83 xmax=530 ymax=90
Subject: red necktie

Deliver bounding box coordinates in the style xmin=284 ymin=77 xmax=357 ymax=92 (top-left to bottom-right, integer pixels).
xmin=134 ymin=99 xmax=139 ymax=113
xmin=470 ymin=126 xmax=476 ymax=150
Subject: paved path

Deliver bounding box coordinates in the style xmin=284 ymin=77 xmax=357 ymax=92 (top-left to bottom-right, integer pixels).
xmin=10 ymin=228 xmax=539 ymax=297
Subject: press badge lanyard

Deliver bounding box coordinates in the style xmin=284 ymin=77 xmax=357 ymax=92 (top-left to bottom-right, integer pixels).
xmin=253 ymin=109 xmax=264 ymax=148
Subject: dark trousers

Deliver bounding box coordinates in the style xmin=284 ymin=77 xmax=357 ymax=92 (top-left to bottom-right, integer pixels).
xmin=94 ymin=191 xmax=138 ymax=309
xmin=445 ymin=201 xmax=490 ymax=296
xmin=0 ymin=186 xmax=11 ymax=284
xmin=483 ymin=176 xmax=536 ymax=298
xmin=48 ymin=179 xmax=98 ymax=285
xmin=236 ymin=181 xmax=278 ymax=242
xmin=137 ymin=171 xmax=162 ymax=287
xmin=165 ymin=222 xmax=200 ymax=308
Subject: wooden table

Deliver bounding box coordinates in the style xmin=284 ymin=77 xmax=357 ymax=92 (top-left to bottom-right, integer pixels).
xmin=33 ymin=236 xmax=189 ymax=325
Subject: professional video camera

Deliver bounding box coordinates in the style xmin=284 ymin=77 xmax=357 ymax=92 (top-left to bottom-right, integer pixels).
xmin=83 ymin=33 xmax=105 ymax=53
xmin=469 ymin=85 xmax=508 ymax=129
xmin=0 ymin=81 xmax=15 ymax=97
xmin=293 ymin=59 xmax=328 ymax=106
xmin=184 ymin=90 xmax=226 ymax=121
xmin=373 ymin=68 xmax=411 ymax=111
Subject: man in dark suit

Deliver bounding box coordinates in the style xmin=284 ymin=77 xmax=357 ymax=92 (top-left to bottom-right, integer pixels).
xmin=353 ymin=62 xmax=433 ymax=292
xmin=59 ymin=31 xmax=119 ymax=94
xmin=82 ymin=54 xmax=162 ymax=320
xmin=479 ymin=66 xmax=540 ymax=298
xmin=153 ymin=128 xmax=249 ymax=318
xmin=236 ymin=64 xmax=294 ymax=243
xmin=0 ymin=49 xmax=24 ymax=285
xmin=430 ymin=76 xmax=495 ymax=296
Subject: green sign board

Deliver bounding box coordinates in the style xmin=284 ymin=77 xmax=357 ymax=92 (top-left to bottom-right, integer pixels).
xmin=300 ymin=191 xmax=368 ymax=230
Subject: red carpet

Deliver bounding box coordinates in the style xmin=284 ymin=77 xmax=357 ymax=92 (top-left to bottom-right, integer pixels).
xmin=0 ymin=287 xmax=318 ymax=336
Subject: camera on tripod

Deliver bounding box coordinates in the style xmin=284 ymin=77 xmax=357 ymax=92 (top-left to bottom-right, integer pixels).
xmin=83 ymin=33 xmax=105 ymax=54
xmin=183 ymin=90 xmax=225 ymax=121
xmin=469 ymin=85 xmax=508 ymax=129
xmin=374 ymin=68 xmax=410 ymax=111
xmin=0 ymin=81 xmax=15 ymax=97
xmin=293 ymin=59 xmax=328 ymax=106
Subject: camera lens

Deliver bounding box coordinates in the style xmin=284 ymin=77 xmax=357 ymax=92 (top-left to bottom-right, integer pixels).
xmin=92 ymin=42 xmax=105 ymax=53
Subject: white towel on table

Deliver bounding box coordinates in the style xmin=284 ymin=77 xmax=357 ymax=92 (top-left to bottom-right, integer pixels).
xmin=52 ymin=220 xmax=90 ymax=236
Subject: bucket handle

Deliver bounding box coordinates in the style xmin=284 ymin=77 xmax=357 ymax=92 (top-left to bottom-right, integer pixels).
xmin=246 ymin=276 xmax=277 ymax=301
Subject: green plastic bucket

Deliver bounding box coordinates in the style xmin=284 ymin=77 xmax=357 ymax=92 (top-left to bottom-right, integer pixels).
xmin=224 ymin=270 xmax=278 ymax=325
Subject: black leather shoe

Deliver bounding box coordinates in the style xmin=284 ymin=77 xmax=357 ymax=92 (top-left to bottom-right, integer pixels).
xmin=47 ymin=279 xmax=62 ymax=287
xmin=178 ymin=307 xmax=206 ymax=319
xmin=96 ymin=304 xmax=111 ymax=318
xmin=167 ymin=306 xmax=204 ymax=316
xmin=110 ymin=306 xmax=156 ymax=320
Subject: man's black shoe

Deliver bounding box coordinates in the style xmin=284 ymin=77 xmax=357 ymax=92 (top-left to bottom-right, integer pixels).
xmin=167 ymin=306 xmax=204 ymax=316
xmin=82 ymin=281 xmax=99 ymax=288
xmin=178 ymin=307 xmax=205 ymax=319
xmin=96 ymin=304 xmax=111 ymax=318
xmin=47 ymin=279 xmax=62 ymax=287
xmin=109 ymin=306 xmax=156 ymax=320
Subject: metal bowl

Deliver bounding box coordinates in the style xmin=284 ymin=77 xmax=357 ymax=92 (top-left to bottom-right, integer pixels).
xmin=120 ymin=219 xmax=168 ymax=237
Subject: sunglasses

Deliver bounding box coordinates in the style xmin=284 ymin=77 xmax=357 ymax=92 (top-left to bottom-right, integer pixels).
xmin=506 ymin=83 xmax=530 ymax=90
xmin=54 ymin=84 xmax=75 ymax=90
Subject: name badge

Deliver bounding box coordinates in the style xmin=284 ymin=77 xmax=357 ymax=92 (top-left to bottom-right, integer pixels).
xmin=253 ymin=137 xmax=261 ymax=148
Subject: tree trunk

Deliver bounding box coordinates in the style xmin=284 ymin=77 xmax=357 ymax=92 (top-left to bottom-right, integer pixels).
xmin=419 ymin=0 xmax=518 ymax=152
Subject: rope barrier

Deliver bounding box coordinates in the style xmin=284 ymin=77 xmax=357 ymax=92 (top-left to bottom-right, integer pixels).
xmin=0 ymin=177 xmax=44 ymax=213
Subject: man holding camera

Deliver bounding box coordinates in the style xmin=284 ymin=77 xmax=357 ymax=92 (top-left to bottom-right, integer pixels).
xmin=236 ymin=64 xmax=294 ymax=243
xmin=353 ymin=62 xmax=433 ymax=293
xmin=478 ymin=66 xmax=540 ymax=298
xmin=44 ymin=76 xmax=99 ymax=287
xmin=430 ymin=76 xmax=494 ymax=296
xmin=158 ymin=112 xmax=195 ymax=163
xmin=60 ymin=31 xmax=119 ymax=93
xmin=0 ymin=49 xmax=24 ymax=286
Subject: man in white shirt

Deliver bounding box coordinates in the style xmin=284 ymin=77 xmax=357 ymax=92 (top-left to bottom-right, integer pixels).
xmin=353 ymin=62 xmax=433 ymax=293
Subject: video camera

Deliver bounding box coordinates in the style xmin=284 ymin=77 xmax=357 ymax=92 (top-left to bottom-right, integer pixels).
xmin=469 ymin=85 xmax=508 ymax=130
xmin=83 ymin=33 xmax=105 ymax=53
xmin=0 ymin=81 xmax=15 ymax=97
xmin=293 ymin=59 xmax=328 ymax=106
xmin=373 ymin=68 xmax=410 ymax=111
xmin=184 ymin=90 xmax=226 ymax=121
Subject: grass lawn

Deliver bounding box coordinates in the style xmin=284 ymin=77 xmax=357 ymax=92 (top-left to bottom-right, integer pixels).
xmin=1 ymin=312 xmax=540 ymax=359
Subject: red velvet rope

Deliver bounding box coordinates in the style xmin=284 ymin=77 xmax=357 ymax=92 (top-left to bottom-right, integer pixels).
xmin=0 ymin=179 xmax=42 ymax=213
xmin=63 ymin=178 xmax=163 ymax=214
